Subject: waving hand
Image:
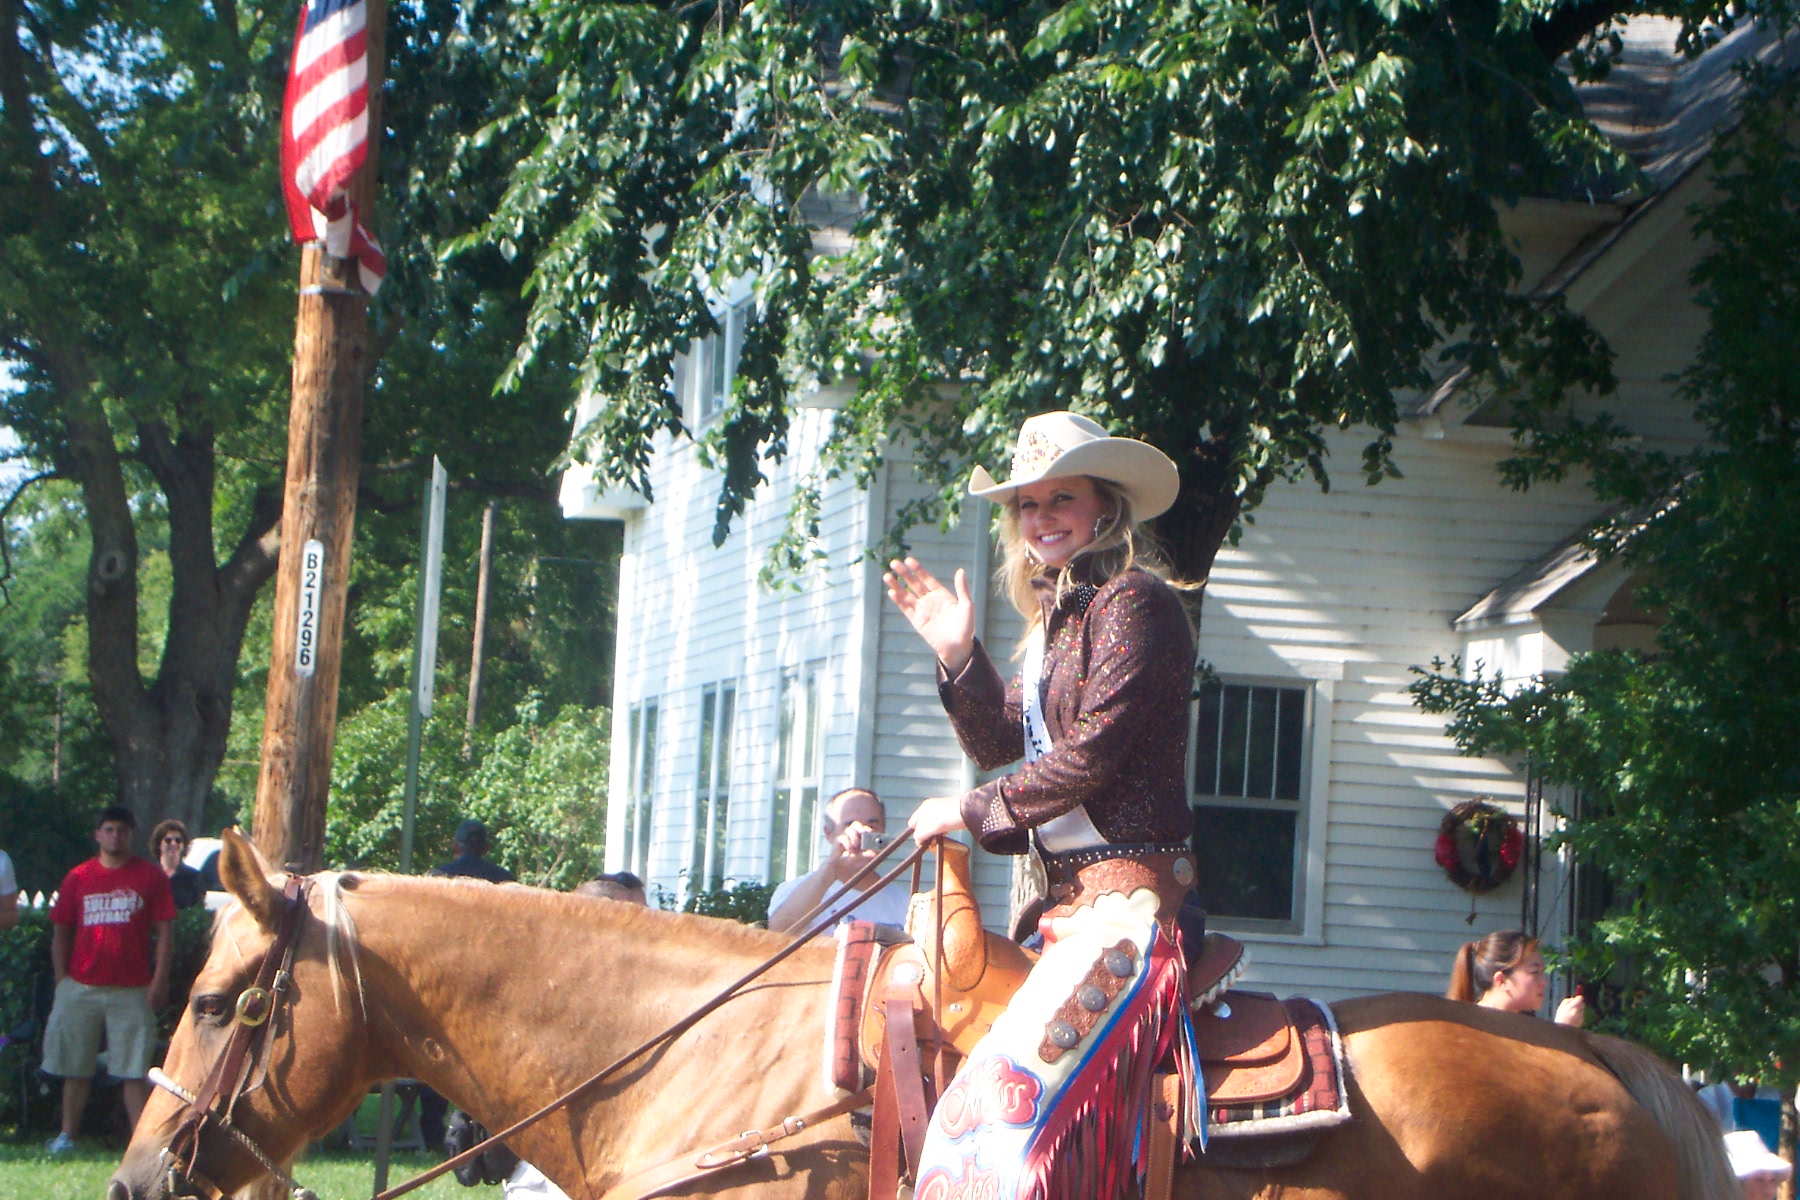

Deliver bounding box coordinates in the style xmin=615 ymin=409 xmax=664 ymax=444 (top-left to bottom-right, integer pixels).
xmin=884 ymin=558 xmax=976 ymax=674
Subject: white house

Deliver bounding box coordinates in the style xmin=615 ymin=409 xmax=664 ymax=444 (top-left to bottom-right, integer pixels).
xmin=561 ymin=17 xmax=1783 ymax=1000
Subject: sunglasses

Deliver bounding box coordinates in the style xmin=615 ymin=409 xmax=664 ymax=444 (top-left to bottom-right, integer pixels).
xmin=161 ymin=835 xmax=188 ymax=845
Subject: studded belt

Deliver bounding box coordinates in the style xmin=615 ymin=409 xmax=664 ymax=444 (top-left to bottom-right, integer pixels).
xmin=1038 ymin=842 xmax=1197 ymax=925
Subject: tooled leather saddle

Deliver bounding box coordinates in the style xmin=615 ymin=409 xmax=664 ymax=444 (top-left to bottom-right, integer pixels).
xmin=833 ymin=920 xmax=1311 ymax=1114
xmin=832 ymin=846 xmax=1349 ymax=1198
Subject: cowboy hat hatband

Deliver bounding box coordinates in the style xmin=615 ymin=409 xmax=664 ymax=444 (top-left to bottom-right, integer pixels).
xmin=968 ymin=411 xmax=1180 ymax=521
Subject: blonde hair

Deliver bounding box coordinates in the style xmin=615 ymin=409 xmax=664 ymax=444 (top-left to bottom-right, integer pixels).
xmin=995 ymin=477 xmax=1183 ymax=642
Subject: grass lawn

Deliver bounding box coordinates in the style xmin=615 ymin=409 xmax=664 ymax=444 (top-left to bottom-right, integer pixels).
xmin=0 ymin=1139 xmax=490 ymax=1200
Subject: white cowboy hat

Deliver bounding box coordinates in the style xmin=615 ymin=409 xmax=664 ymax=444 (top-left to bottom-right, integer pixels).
xmin=968 ymin=412 xmax=1181 ymax=521
xmin=1725 ymin=1131 xmax=1793 ymax=1180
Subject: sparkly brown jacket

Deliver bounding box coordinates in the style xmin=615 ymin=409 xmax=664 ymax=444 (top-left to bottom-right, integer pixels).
xmin=938 ymin=566 xmax=1196 ymax=856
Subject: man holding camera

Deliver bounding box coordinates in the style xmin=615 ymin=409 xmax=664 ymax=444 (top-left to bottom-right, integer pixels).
xmin=767 ymin=788 xmax=911 ymax=932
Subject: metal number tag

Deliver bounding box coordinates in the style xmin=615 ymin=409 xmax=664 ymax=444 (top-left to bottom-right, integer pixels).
xmin=295 ymin=540 xmax=325 ymax=677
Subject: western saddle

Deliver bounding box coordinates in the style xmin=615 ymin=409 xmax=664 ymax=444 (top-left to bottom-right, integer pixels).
xmin=845 ymin=844 xmax=1315 ymax=1198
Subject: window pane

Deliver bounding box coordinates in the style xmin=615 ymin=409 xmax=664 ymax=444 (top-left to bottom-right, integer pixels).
xmin=802 ymin=669 xmax=821 ymax=777
xmin=709 ymin=331 xmax=727 ymax=408
xmin=1192 ymin=805 xmax=1297 ymax=922
xmin=1274 ymin=689 xmax=1305 ymax=802
xmin=637 ymin=704 xmax=658 ymax=875
xmin=725 ymin=302 xmax=746 ymax=389
xmin=710 ymin=687 xmax=735 ymax=888
xmin=798 ymin=786 xmax=819 ymax=875
xmin=1217 ymin=686 xmax=1248 ymax=798
xmin=696 ymin=687 xmax=717 ymax=791
xmin=1245 ymin=687 xmax=1279 ymax=800
xmin=1193 ymin=680 xmax=1221 ymax=797
xmin=770 ymin=787 xmax=791 ymax=882
xmin=775 ymin=673 xmax=796 ymax=780
xmin=694 ymin=688 xmax=717 ymax=884
xmin=624 ymin=707 xmax=642 ymax=860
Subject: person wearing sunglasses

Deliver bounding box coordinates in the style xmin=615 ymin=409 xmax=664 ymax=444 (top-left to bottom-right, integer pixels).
xmin=150 ymin=819 xmax=203 ymax=911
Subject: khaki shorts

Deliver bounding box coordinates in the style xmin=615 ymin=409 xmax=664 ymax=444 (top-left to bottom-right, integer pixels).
xmin=41 ymin=977 xmax=157 ymax=1080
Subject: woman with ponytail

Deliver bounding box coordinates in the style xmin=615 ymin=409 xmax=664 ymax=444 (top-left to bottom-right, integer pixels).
xmin=1448 ymin=930 xmax=1586 ymax=1026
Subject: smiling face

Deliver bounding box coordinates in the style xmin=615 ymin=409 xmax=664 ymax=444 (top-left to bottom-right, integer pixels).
xmin=1014 ymin=476 xmax=1110 ymax=570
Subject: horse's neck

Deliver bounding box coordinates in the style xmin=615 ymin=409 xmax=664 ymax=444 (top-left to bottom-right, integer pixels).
xmin=350 ymin=880 xmax=836 ymax=1181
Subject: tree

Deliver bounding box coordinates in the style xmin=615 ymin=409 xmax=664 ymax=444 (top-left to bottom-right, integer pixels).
xmin=2 ymin=0 xmax=295 ymax=835
xmin=1411 ymin=70 xmax=1800 ymax=1161
xmin=466 ymin=0 xmax=1784 ymax=579
xmin=1 ymin=0 xmax=593 ymax=836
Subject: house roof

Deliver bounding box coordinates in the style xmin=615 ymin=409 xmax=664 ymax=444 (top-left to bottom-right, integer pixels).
xmin=1454 ymin=491 xmax=1672 ymax=630
xmin=1577 ymin=17 xmax=1794 ymax=196
xmin=1407 ymin=17 xmax=1799 ymax=420
xmin=1453 ymin=534 xmax=1603 ymax=631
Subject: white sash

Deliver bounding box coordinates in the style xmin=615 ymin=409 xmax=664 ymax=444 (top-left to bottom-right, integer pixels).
xmin=1021 ymin=626 xmax=1107 ymax=853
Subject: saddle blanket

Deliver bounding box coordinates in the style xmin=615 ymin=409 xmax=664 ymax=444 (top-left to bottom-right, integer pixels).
xmin=1204 ymin=997 xmax=1351 ymax=1139
xmin=826 ymin=920 xmax=904 ymax=1093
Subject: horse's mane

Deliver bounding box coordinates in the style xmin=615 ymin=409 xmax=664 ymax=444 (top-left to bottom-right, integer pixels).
xmin=304 ymin=871 xmax=804 ymax=996
xmin=318 ymin=872 xmax=365 ymax=1015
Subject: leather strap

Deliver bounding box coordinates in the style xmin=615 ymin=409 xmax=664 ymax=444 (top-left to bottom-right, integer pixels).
xmin=1143 ymin=1071 xmax=1182 ymax=1200
xmin=884 ymin=984 xmax=931 ymax=1175
xmin=597 ymin=1087 xmax=873 ymax=1200
xmin=868 ymin=1030 xmax=902 ymax=1200
xmin=167 ymin=876 xmax=307 ymax=1178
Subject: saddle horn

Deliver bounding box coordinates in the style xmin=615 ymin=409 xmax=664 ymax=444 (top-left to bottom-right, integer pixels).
xmin=913 ymin=840 xmax=988 ymax=991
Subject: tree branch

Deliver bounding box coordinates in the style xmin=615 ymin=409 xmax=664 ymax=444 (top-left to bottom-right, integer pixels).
xmin=217 ymin=480 xmax=283 ymax=614
xmin=0 ymin=468 xmax=61 ymax=603
xmin=63 ymin=389 xmax=154 ymax=745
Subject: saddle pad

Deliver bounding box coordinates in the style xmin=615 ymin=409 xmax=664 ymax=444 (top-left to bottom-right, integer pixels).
xmin=1193 ymin=991 xmax=1291 ymax=1064
xmin=1206 ymin=997 xmax=1351 ymax=1140
xmin=827 ymin=921 xmax=890 ymax=1093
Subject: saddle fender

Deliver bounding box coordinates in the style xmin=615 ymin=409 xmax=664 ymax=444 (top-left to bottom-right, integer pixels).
xmin=859 ymin=934 xmax=1038 ymax=1074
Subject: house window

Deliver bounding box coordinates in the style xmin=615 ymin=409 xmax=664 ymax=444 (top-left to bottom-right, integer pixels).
xmin=688 ymin=299 xmax=748 ymax=424
xmin=769 ymin=662 xmax=823 ymax=884
xmin=1190 ymin=678 xmax=1309 ymax=926
xmin=623 ymin=699 xmax=659 ymax=877
xmin=692 ymin=682 xmax=736 ymax=891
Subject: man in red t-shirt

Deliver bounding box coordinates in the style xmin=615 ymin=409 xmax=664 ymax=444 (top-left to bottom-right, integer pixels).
xmin=42 ymin=806 xmax=176 ymax=1154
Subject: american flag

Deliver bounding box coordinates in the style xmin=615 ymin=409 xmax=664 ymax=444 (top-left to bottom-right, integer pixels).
xmin=280 ymin=0 xmax=386 ymax=294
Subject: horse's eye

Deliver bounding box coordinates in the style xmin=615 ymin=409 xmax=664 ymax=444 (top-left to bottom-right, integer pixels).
xmin=193 ymin=993 xmax=229 ymax=1023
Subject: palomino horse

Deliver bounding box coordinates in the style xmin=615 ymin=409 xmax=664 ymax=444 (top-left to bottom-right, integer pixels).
xmin=112 ymin=830 xmax=1733 ymax=1200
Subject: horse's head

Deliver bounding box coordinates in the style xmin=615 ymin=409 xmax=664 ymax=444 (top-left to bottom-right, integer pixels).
xmin=111 ymin=828 xmax=370 ymax=1200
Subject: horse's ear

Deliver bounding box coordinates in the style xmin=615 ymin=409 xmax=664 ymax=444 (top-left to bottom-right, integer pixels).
xmin=220 ymin=826 xmax=285 ymax=932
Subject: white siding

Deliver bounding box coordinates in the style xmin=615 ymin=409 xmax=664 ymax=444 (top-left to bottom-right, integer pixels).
xmin=1198 ymin=425 xmax=1604 ymax=999
xmin=603 ymin=407 xmax=875 ymax=897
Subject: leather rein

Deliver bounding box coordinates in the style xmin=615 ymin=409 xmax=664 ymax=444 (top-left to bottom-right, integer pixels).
xmin=370 ymin=835 xmax=937 ymax=1200
xmin=151 ymin=875 xmax=315 ymax=1200
xmin=148 ymin=837 xmax=935 ymax=1200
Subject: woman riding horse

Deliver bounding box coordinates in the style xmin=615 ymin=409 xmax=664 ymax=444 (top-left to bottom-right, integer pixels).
xmin=886 ymin=411 xmax=1202 ymax=1200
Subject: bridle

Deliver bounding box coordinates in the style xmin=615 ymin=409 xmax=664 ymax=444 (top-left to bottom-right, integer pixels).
xmin=150 ymin=875 xmax=317 ymax=1200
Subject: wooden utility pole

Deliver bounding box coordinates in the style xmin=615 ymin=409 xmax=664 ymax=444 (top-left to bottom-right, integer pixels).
xmin=251 ymin=0 xmax=386 ymax=873
xmin=463 ymin=498 xmax=499 ymax=756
